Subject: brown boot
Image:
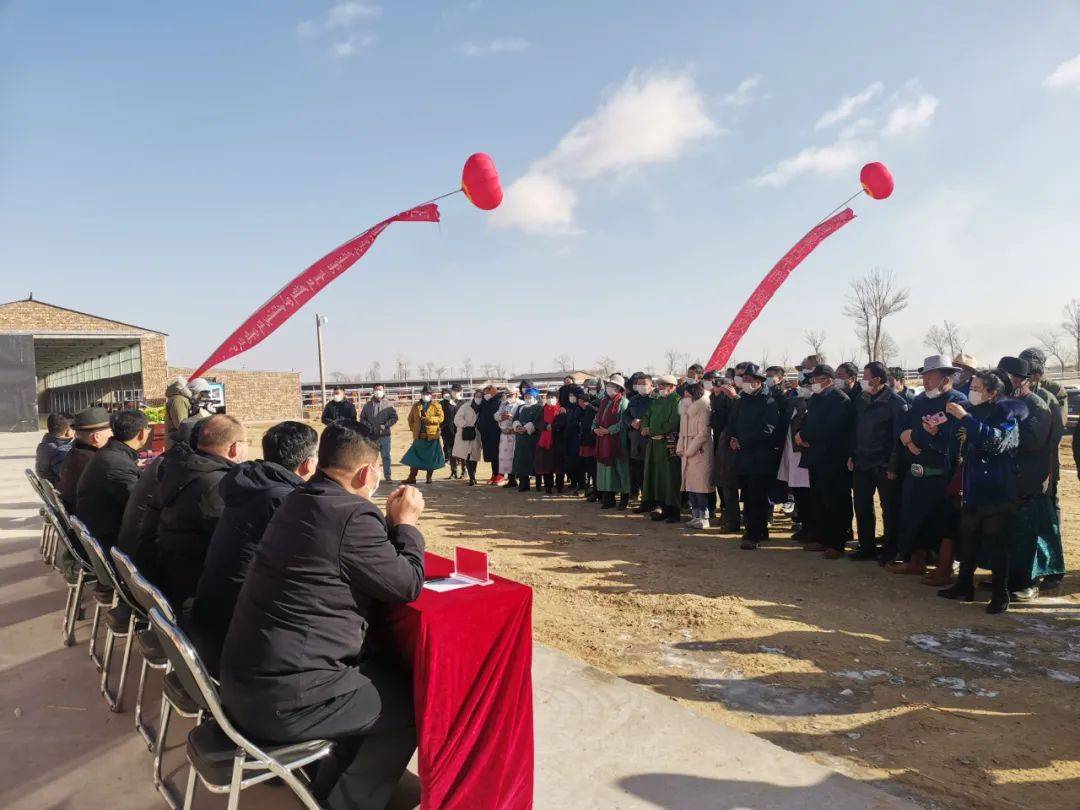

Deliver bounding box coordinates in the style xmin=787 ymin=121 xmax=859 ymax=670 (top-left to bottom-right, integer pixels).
xmin=923 ymin=539 xmax=955 ymax=586
xmin=887 ymin=549 xmax=927 ymax=575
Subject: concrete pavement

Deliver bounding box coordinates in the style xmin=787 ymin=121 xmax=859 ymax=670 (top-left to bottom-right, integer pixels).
xmin=0 ymin=432 xmax=915 ymax=809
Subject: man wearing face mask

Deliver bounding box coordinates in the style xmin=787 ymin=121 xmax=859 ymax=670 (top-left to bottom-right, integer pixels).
xmin=626 ymin=372 xmax=654 ymax=508
xmin=712 ymin=363 xmax=747 ymax=533
xmin=221 ymin=425 xmax=424 ymax=810
xmin=360 ymin=384 xmax=398 ymax=482
xmin=477 ymin=383 xmax=505 ymax=485
xmin=677 ymin=364 xmax=704 ymax=396
xmin=996 ymin=356 xmax=1061 ymax=601
xmin=440 ymin=386 xmax=461 ymax=479
xmin=849 ymin=362 xmax=908 ymax=562
xmin=641 ymin=374 xmax=682 ymax=522
xmin=951 ymin=354 xmax=979 ymax=397
xmin=729 ymin=364 xmax=782 ymax=548
xmin=401 ymin=386 xmax=445 ymax=485
xmin=322 ymin=387 xmax=357 ymax=427
xmin=886 ymin=355 xmax=967 ymax=574
xmin=795 ymin=365 xmax=853 ymax=559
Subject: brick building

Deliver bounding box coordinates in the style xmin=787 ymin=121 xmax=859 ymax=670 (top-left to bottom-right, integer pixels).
xmin=0 ymin=297 xmax=300 ymax=430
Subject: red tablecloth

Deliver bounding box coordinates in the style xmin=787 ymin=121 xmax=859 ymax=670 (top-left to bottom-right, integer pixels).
xmin=382 ymin=552 xmax=534 ymax=809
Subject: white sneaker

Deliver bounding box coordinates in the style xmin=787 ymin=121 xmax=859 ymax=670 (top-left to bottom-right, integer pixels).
xmin=687 ymin=517 xmax=703 ymax=529
xmin=699 ymin=518 xmax=710 ymax=529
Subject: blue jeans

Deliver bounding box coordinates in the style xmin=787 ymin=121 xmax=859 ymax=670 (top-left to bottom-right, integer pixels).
xmin=378 ymin=436 xmax=392 ymax=478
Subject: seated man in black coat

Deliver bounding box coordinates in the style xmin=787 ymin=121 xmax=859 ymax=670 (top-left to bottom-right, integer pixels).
xmin=76 ymin=409 xmax=150 ymax=553
xmin=189 ymin=420 xmax=318 ymax=675
xmin=57 ymin=406 xmax=113 ymax=514
xmin=35 ymin=412 xmax=74 ymax=487
xmin=152 ymin=414 xmax=246 ymax=608
xmin=221 ymin=424 xmax=425 ymax=810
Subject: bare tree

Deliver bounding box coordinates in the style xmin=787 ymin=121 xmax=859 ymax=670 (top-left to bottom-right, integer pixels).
xmin=663 ymin=348 xmax=682 ymax=374
xmin=803 ymin=330 xmax=827 ymax=360
xmin=367 ymin=361 xmax=382 ymax=382
xmin=434 ymin=365 xmax=448 ymax=384
xmin=552 ymin=354 xmax=573 ymax=372
xmin=923 ymin=324 xmax=948 ymax=355
xmin=879 ymin=332 xmax=900 ymax=365
xmin=462 ymin=357 xmax=474 ymax=380
xmin=417 ymin=362 xmax=435 ymax=380
xmin=923 ymin=320 xmax=965 ymax=358
xmin=759 ymin=350 xmax=770 ymax=369
xmin=395 ymin=354 xmax=410 ymax=381
xmin=493 ymin=363 xmax=509 ymax=378
xmin=1036 ymin=330 xmax=1069 ymax=374
xmin=844 ymin=268 xmax=910 ymax=362
xmin=594 ymin=356 xmax=616 ymax=377
xmin=1062 ymin=299 xmax=1080 ymax=370
xmin=779 ymin=352 xmax=792 ymax=373
xmin=329 ymin=371 xmax=348 ymax=384
xmin=643 ymin=363 xmax=656 ymax=375
xmin=479 ymin=363 xmax=496 ymax=378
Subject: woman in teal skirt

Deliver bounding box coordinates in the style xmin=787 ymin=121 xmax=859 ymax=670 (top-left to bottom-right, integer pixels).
xmin=402 ymin=385 xmax=446 ymax=484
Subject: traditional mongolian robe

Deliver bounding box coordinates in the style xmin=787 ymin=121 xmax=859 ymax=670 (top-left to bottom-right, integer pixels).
xmin=511 ymin=403 xmax=542 ymax=478
xmin=642 ymin=391 xmax=682 ymax=509
xmin=593 ymin=393 xmax=630 ymax=494
xmin=497 ymin=398 xmax=522 ymax=474
xmin=534 ymin=404 xmax=567 ymax=475
xmin=401 ymin=400 xmax=446 ymax=471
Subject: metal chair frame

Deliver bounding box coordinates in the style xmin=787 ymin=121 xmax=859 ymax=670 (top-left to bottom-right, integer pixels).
xmin=69 ymin=517 xmax=139 ymax=712
xmin=148 ymin=609 xmax=331 ymax=810
xmin=36 ymin=479 xmax=98 ymax=647
xmin=24 ymin=468 xmax=59 ymax=565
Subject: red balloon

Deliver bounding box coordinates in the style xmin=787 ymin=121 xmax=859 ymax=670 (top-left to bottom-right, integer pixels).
xmin=860 ymin=162 xmax=894 ymax=200
xmin=461 ymin=153 xmax=503 ymax=210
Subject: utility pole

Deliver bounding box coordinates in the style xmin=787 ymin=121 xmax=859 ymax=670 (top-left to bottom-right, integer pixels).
xmin=316 ymin=313 xmax=329 ymax=408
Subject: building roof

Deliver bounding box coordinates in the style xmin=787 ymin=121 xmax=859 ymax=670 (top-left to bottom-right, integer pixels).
xmin=0 ymin=296 xmax=167 ymax=336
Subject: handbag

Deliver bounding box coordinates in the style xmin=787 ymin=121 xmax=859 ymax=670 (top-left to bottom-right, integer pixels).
xmin=462 ymin=425 xmax=477 ymax=441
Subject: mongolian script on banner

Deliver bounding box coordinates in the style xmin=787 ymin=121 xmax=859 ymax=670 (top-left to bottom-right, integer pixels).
xmin=190 ymin=203 xmax=441 ymax=380
xmin=706 ymin=208 xmax=855 ymax=371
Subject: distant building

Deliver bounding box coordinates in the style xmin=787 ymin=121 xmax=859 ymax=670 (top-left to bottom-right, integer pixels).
xmin=0 ymin=297 xmax=301 ymax=431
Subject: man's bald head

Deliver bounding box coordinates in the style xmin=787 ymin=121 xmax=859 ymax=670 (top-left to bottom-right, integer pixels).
xmin=197 ymin=413 xmax=247 ymax=462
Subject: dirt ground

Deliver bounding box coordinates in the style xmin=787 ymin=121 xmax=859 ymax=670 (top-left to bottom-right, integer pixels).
xmin=253 ymin=413 xmax=1080 ymax=810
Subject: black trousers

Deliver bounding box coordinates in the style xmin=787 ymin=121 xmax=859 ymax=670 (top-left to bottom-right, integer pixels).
xmin=228 ymin=660 xmax=416 ymax=810
xmin=809 ymin=465 xmax=853 ymax=550
xmin=720 ymin=484 xmax=740 ymax=530
xmin=852 ymin=465 xmax=899 ymax=550
xmin=739 ymin=474 xmax=772 ymax=540
xmin=955 ymin=503 xmax=1013 ymax=598
xmin=629 ymin=457 xmax=645 ymax=499
xmin=792 ymin=487 xmax=812 ymax=530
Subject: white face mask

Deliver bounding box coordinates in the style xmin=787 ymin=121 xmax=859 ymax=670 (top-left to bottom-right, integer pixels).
xmin=702 ymin=380 xmax=713 ymax=391
xmin=524 ymin=397 xmax=536 ymax=406
xmin=451 ymin=391 xmax=461 ymax=400
xmin=811 ymin=383 xmax=825 ymax=394
xmin=473 ymin=394 xmax=483 ymax=403
xmin=741 ymin=382 xmax=757 ymax=394
xmin=860 ymin=380 xmax=873 ymax=392
xmin=968 ymin=390 xmax=985 ymax=406
xmin=483 ymin=392 xmax=493 ymax=400
xmin=421 ymin=394 xmax=432 ymax=403
xmin=333 ymin=394 xmax=344 ymax=402
xmin=362 ymin=464 xmax=381 ymax=500
xmin=605 ymin=386 xmax=619 ymax=397
xmin=633 ymin=384 xmax=647 ymax=394
xmin=546 ymin=397 xmax=557 ymax=406
xmin=797 ymin=386 xmax=813 ymax=399
xmin=733 ymin=375 xmax=744 ymax=385
xmin=373 ymin=390 xmax=384 ymax=400
xmin=833 ymin=379 xmax=847 ymax=391
xmin=924 ymin=387 xmax=941 ymax=400
xmin=568 ymin=395 xmax=577 ymax=404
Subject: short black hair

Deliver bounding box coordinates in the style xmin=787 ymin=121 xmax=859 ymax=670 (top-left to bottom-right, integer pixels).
xmin=837 ymin=362 xmax=859 ymax=379
xmin=974 ymin=370 xmax=1004 ymax=396
xmin=864 ymin=362 xmax=888 ymax=384
xmin=888 ymin=366 xmax=905 ymax=384
xmin=47 ymin=413 xmax=72 ymax=435
xmin=451 ymin=383 xmax=462 ymax=392
xmin=688 ymin=363 xmax=704 ymax=374
xmin=111 ymin=409 xmax=149 ymax=442
xmin=332 ymin=387 xmax=345 ymax=393
xmin=765 ymin=365 xmax=784 ymax=377
xmin=262 ymin=420 xmax=318 ymax=471
xmin=318 ymin=423 xmax=380 ymax=472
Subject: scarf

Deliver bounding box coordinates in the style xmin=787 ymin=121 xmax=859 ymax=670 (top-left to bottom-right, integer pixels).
xmin=538 ymin=403 xmax=559 ymax=450
xmin=595 ymin=392 xmax=624 ymax=465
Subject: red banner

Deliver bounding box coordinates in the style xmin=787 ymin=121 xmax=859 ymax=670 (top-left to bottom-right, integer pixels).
xmin=189 ymin=203 xmax=441 ymax=379
xmin=705 ymin=208 xmax=855 ymax=371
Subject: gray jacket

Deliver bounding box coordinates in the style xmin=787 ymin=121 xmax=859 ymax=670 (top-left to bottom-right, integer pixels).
xmin=359 ymin=399 xmax=398 ymax=439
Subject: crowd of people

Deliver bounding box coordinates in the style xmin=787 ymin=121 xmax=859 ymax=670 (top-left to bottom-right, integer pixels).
xmin=31 ymin=344 xmax=1075 ymax=806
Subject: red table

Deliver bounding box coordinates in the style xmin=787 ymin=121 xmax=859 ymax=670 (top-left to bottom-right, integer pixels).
xmin=382 ymin=552 xmax=534 ymax=809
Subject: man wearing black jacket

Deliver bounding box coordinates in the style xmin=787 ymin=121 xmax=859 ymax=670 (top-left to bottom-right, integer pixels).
xmin=321 ymin=387 xmax=357 ymax=427
xmin=76 ymin=410 xmax=150 ymax=553
xmin=730 ymin=364 xmax=781 ymax=549
xmin=36 ymin=412 xmax=74 ymax=487
xmin=477 ymin=383 xmax=504 ymax=484
xmin=221 ymin=424 xmax=425 ymax=810
xmin=151 ymin=414 xmax=246 ymax=607
xmin=849 ymin=362 xmax=908 ymax=561
xmin=440 ymin=385 xmax=461 ymax=479
xmin=57 ymin=406 xmax=113 ymax=514
xmin=189 ymin=420 xmax=318 ymax=675
xmin=796 ymin=365 xmax=853 ymax=558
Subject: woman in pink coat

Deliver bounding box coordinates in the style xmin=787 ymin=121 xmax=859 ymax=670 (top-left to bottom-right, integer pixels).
xmin=677 ymin=381 xmax=715 ymax=528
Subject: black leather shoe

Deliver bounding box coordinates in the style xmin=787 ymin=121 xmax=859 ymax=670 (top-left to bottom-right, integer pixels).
xmin=986 ymin=594 xmax=1010 ymax=614
xmin=938 ymin=583 xmax=974 ymax=602
xmin=848 ymin=545 xmax=879 ymax=561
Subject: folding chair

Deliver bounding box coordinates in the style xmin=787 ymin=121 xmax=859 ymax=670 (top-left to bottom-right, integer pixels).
xmin=64 ymin=516 xmax=117 ymax=670
xmin=110 ymin=550 xmax=201 ymax=810
xmin=68 ymin=517 xmax=138 ymax=711
xmin=148 ymin=608 xmax=332 ymax=810
xmin=24 ymin=468 xmax=58 ymax=565
xmin=37 ymin=480 xmax=98 ymax=647
xmin=111 ymin=548 xmax=170 ymax=750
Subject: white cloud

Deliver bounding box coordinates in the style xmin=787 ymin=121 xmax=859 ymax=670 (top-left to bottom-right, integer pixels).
xmin=460 ymin=37 xmax=531 ymax=57
xmin=722 ymin=75 xmax=761 ymax=106
xmin=752 ymin=140 xmax=871 ymax=187
xmin=881 ymin=93 xmax=939 ymax=136
xmin=839 ymin=116 xmax=876 ymax=139
xmin=491 ymin=70 xmax=718 ymax=235
xmin=332 ymin=33 xmax=376 ymax=59
xmin=326 ymin=2 xmax=381 ymax=28
xmin=815 ymin=81 xmax=883 ymax=129
xmin=1044 ymin=53 xmax=1080 ymax=89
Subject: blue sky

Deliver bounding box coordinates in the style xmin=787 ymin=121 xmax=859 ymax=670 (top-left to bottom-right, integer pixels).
xmin=3 ymin=1 xmax=1080 ymax=381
